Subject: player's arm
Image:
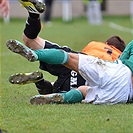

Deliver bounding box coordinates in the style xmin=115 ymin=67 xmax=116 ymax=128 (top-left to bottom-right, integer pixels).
xmin=120 ymin=40 xmax=133 ymax=74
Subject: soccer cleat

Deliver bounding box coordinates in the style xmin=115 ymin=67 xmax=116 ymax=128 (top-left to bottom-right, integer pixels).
xmin=9 ymin=71 xmax=43 ymax=85
xmin=30 ymin=94 xmax=64 ymax=105
xmin=18 ymin=0 xmax=46 ymax=14
xmin=6 ymin=39 xmax=38 ymax=62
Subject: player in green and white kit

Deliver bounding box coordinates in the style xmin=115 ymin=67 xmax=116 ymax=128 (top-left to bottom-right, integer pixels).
xmin=6 ymin=39 xmax=133 ymax=105
xmin=120 ymin=40 xmax=133 ymax=74
xmin=5 ymin=0 xmax=133 ymax=105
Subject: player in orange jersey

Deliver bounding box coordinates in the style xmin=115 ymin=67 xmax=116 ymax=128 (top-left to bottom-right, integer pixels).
xmin=82 ymin=40 xmax=123 ymax=62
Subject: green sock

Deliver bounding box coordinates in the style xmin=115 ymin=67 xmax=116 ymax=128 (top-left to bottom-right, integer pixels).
xmin=59 ymin=89 xmax=83 ymax=103
xmin=34 ymin=49 xmax=68 ymax=64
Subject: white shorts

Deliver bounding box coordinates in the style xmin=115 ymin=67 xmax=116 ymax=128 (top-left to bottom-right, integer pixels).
xmin=78 ymin=54 xmax=133 ymax=105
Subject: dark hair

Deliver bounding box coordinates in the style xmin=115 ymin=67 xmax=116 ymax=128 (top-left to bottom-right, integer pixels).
xmin=106 ymin=35 xmax=126 ymax=52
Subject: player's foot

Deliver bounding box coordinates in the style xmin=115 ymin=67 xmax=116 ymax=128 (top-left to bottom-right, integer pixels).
xmin=30 ymin=94 xmax=64 ymax=105
xmin=18 ymin=0 xmax=46 ymax=14
xmin=6 ymin=39 xmax=38 ymax=62
xmin=9 ymin=71 xmax=43 ymax=85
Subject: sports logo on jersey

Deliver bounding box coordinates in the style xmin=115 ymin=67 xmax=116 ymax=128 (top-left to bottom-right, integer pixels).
xmin=70 ymin=70 xmax=77 ymax=89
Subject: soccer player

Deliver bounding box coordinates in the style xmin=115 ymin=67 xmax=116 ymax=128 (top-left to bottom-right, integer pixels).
xmin=8 ymin=0 xmax=125 ymax=96
xmin=6 ymin=38 xmax=133 ymax=105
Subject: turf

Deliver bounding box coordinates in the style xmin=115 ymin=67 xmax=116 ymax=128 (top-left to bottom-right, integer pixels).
xmin=0 ymin=16 xmax=133 ymax=133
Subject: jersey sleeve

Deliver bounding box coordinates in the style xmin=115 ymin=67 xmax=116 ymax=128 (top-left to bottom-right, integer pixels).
xmin=120 ymin=40 xmax=133 ymax=74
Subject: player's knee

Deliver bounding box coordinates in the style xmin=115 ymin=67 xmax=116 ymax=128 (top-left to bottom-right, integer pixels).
xmin=77 ymin=86 xmax=88 ymax=98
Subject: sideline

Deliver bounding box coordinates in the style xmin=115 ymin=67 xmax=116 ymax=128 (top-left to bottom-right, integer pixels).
xmin=108 ymin=22 xmax=133 ymax=34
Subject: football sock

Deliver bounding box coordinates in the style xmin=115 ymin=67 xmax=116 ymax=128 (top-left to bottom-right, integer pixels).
xmin=34 ymin=49 xmax=68 ymax=64
xmin=35 ymin=79 xmax=53 ymax=94
xmin=59 ymin=89 xmax=83 ymax=103
xmin=24 ymin=17 xmax=41 ymax=39
xmin=29 ymin=12 xmax=39 ymax=19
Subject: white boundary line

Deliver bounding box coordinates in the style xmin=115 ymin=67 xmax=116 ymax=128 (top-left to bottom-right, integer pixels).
xmin=108 ymin=22 xmax=133 ymax=34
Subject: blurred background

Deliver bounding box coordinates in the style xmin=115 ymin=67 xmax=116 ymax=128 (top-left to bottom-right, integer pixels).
xmin=0 ymin=0 xmax=132 ymax=21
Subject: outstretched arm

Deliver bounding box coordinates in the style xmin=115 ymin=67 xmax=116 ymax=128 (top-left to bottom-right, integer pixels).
xmin=0 ymin=0 xmax=10 ymax=17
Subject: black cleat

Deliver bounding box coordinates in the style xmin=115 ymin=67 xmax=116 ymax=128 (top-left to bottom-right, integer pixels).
xmin=18 ymin=0 xmax=46 ymax=14
xmin=9 ymin=71 xmax=43 ymax=84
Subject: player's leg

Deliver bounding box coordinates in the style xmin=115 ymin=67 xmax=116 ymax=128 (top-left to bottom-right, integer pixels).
xmin=22 ymin=17 xmax=45 ymax=50
xmin=6 ymin=39 xmax=79 ymax=72
xmin=34 ymin=49 xmax=79 ymax=73
xmin=30 ymin=89 xmax=84 ymax=105
xmin=35 ymin=79 xmax=53 ymax=94
xmin=6 ymin=39 xmax=68 ymax=63
xmin=22 ymin=35 xmax=46 ymax=50
xmin=18 ymin=0 xmax=46 ymax=49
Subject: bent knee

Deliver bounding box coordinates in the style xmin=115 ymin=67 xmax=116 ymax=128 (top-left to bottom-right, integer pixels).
xmin=77 ymin=86 xmax=88 ymax=98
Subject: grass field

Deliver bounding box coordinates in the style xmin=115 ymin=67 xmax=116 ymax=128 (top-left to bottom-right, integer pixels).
xmin=0 ymin=16 xmax=133 ymax=133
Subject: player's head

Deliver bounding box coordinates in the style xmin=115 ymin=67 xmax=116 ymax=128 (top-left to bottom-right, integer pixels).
xmin=106 ymin=35 xmax=126 ymax=52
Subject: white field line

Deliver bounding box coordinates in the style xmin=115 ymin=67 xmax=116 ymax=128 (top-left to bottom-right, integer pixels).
xmin=108 ymin=22 xmax=133 ymax=34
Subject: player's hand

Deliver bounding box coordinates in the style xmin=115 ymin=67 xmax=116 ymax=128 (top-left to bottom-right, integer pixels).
xmin=0 ymin=0 xmax=10 ymax=17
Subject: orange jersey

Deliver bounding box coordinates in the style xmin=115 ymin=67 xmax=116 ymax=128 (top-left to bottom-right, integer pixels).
xmin=82 ymin=41 xmax=122 ymax=61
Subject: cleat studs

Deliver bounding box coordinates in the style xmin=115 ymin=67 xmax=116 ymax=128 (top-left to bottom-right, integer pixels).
xmin=11 ymin=80 xmax=14 ymax=83
xmin=16 ymin=80 xmax=19 ymax=83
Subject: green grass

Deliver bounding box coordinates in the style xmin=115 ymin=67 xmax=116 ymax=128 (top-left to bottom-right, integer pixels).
xmin=0 ymin=16 xmax=133 ymax=133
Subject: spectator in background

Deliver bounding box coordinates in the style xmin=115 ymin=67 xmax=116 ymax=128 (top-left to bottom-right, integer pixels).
xmin=0 ymin=0 xmax=10 ymax=23
xmin=43 ymin=0 xmax=54 ymax=26
xmin=62 ymin=0 xmax=72 ymax=22
xmin=84 ymin=0 xmax=102 ymax=25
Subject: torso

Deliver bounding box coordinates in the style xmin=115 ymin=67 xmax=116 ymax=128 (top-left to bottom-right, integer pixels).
xmin=82 ymin=41 xmax=122 ymax=62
